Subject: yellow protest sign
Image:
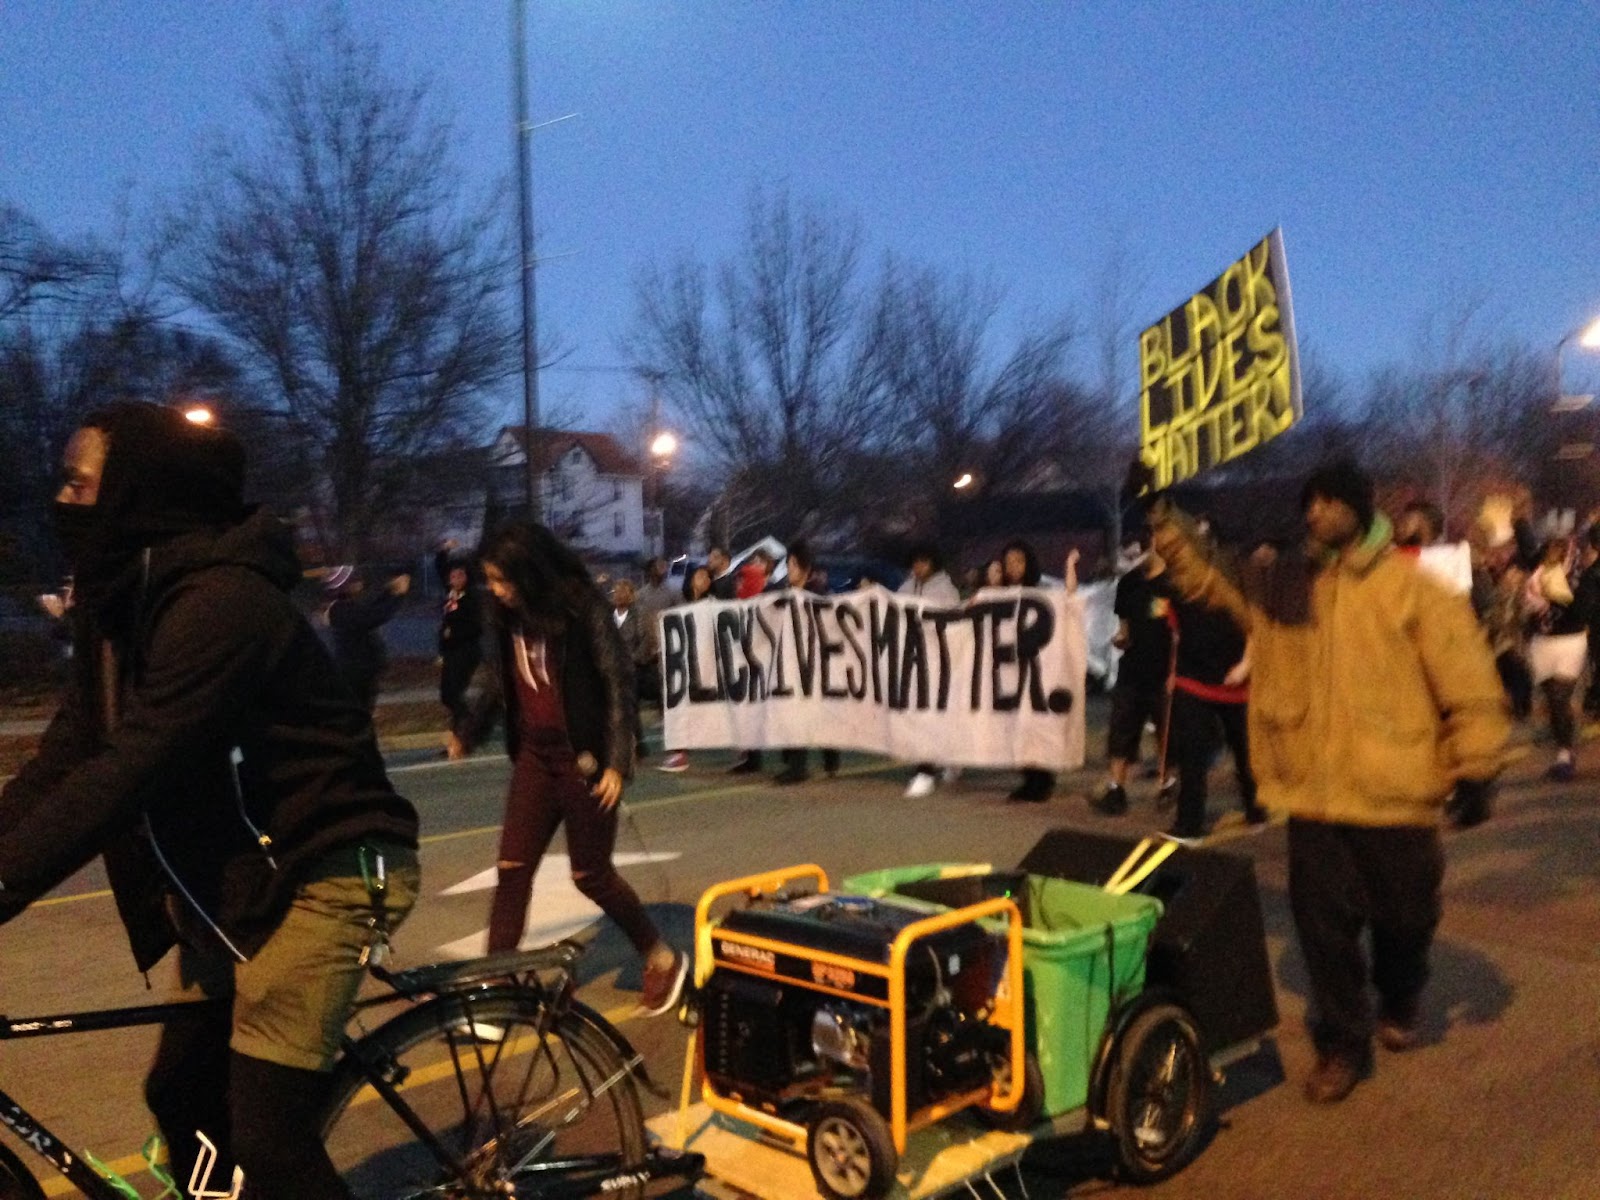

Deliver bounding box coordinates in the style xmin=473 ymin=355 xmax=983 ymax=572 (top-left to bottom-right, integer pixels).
xmin=1138 ymin=229 xmax=1302 ymax=489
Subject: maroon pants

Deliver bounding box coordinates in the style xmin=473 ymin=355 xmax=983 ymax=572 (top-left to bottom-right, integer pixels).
xmin=488 ymin=749 xmax=659 ymax=956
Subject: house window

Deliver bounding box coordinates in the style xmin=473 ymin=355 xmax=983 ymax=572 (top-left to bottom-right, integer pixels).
xmin=613 ymin=482 xmax=622 ymax=502
xmin=614 ymin=513 xmax=624 ymax=538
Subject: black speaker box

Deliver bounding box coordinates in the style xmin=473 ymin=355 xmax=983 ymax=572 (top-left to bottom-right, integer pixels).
xmin=1018 ymin=829 xmax=1278 ymax=1053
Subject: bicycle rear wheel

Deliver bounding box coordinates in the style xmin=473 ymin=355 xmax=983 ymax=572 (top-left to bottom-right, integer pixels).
xmin=321 ymin=988 xmax=646 ymax=1199
xmin=0 ymin=1142 xmax=44 ymax=1200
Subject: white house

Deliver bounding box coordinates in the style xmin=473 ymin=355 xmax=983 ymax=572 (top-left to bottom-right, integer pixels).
xmin=488 ymin=426 xmax=662 ymax=563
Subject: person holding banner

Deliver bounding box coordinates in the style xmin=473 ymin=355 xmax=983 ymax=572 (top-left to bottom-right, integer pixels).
xmin=658 ymin=563 xmax=716 ymax=773
xmin=449 ymin=521 xmax=688 ymax=1018
xmin=1000 ymin=538 xmax=1057 ymax=803
xmin=773 ymin=540 xmax=842 ymax=785
xmin=899 ymin=543 xmax=961 ymax=798
xmin=1143 ymin=459 xmax=1508 ymax=1104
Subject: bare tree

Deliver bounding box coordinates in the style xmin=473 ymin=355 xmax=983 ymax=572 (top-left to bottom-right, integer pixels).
xmin=0 ymin=205 xmax=110 ymax=326
xmin=1353 ymin=298 xmax=1557 ymax=531
xmin=851 ymin=256 xmax=1077 ymax=535
xmin=630 ymin=188 xmax=876 ymax=536
xmin=165 ymin=15 xmax=515 ymax=555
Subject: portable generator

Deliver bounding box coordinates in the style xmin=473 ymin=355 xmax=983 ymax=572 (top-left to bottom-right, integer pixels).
xmin=689 ymin=865 xmax=1026 ymax=1200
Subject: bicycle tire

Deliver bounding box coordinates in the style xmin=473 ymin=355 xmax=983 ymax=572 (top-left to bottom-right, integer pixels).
xmin=321 ymin=988 xmax=646 ymax=1199
xmin=0 ymin=1142 xmax=46 ymax=1200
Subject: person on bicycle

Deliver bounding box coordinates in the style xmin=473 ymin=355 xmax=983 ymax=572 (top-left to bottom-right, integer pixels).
xmin=0 ymin=400 xmax=420 ymax=1199
xmin=448 ymin=519 xmax=689 ymax=1016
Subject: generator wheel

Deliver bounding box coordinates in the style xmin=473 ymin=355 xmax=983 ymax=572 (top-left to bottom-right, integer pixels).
xmin=807 ymin=1097 xmax=898 ymax=1200
xmin=1107 ymin=1003 xmax=1212 ymax=1183
xmin=978 ymin=1049 xmax=1045 ymax=1132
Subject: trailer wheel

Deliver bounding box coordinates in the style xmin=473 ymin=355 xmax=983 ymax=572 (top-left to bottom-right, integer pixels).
xmin=1107 ymin=1003 xmax=1212 ymax=1183
xmin=807 ymin=1097 xmax=899 ymax=1200
xmin=978 ymin=1050 xmax=1045 ymax=1132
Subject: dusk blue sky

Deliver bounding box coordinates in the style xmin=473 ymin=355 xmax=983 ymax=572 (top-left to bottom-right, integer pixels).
xmin=4 ymin=1 xmax=1598 ymax=431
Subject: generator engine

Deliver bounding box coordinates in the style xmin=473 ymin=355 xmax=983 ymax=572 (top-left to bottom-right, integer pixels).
xmin=700 ymin=892 xmax=1009 ymax=1120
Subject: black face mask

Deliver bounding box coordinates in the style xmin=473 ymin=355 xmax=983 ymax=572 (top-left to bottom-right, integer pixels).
xmin=52 ymin=501 xmax=103 ymax=565
xmin=52 ymin=501 xmax=144 ymax=613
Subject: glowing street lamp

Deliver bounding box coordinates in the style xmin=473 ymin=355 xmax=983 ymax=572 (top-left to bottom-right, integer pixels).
xmin=1553 ymin=313 xmax=1600 ymax=411
xmin=953 ymin=471 xmax=974 ymax=490
xmin=650 ymin=430 xmax=678 ymax=459
xmin=183 ymin=406 xmax=216 ymax=426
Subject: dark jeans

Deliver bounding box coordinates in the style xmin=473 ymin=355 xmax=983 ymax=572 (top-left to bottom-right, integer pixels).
xmin=490 ymin=749 xmax=659 ymax=956
xmin=1015 ymin=768 xmax=1056 ymax=798
xmin=1496 ymin=651 xmax=1532 ymax=720
xmin=781 ymin=747 xmax=841 ymax=775
xmin=1542 ymin=678 xmax=1577 ymax=750
xmin=439 ymin=649 xmax=481 ymax=730
xmin=1287 ymin=818 xmax=1444 ymax=1064
xmin=1170 ymin=690 xmax=1256 ymax=836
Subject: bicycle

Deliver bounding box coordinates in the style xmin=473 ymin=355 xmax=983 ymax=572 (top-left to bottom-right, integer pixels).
xmin=0 ymin=940 xmax=704 ymax=1199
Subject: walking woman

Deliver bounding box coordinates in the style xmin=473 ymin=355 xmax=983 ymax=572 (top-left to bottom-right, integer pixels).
xmin=448 ymin=521 xmax=687 ymax=1015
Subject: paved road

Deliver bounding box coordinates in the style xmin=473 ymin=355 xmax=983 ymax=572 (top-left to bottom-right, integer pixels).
xmin=0 ymin=704 xmax=1595 ymax=1198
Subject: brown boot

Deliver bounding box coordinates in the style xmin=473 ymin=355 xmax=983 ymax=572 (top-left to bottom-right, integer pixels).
xmin=1304 ymin=1054 xmax=1365 ymax=1104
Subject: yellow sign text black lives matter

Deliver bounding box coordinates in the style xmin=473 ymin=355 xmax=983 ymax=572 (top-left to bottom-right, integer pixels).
xmin=1138 ymin=229 xmax=1302 ymax=489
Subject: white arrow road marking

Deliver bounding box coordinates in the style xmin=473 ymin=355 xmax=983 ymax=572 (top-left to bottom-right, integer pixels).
xmin=435 ymin=851 xmax=680 ymax=960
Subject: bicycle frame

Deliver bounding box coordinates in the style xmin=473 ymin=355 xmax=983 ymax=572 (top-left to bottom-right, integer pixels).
xmin=0 ymin=957 xmax=704 ymax=1200
xmin=0 ymin=997 xmax=221 ymax=1199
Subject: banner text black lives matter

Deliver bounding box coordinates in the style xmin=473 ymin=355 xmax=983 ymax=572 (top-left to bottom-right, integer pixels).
xmin=658 ymin=585 xmax=1086 ymax=770
xmin=1139 ymin=229 xmax=1302 ymax=489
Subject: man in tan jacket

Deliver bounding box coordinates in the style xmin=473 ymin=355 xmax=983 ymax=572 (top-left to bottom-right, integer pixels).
xmin=1146 ymin=460 xmax=1509 ymax=1104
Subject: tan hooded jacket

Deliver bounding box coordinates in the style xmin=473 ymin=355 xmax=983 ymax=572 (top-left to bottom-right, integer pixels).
xmin=1150 ymin=509 xmax=1509 ymax=827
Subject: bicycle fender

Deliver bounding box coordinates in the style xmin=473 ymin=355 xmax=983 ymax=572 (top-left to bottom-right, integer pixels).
xmin=568 ymin=999 xmax=669 ymax=1100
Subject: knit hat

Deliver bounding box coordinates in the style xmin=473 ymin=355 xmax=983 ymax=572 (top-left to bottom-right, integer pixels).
xmin=1300 ymin=460 xmax=1375 ymax=532
xmin=86 ymin=400 xmax=248 ymax=537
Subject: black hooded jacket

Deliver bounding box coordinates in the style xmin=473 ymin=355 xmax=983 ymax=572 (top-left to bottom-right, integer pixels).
xmin=0 ymin=416 xmax=417 ymax=971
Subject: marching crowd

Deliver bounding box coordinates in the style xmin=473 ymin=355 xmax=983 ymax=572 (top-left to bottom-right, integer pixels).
xmin=415 ymin=456 xmax=1558 ymax=1109
xmin=0 ymin=396 xmax=1563 ymax=1196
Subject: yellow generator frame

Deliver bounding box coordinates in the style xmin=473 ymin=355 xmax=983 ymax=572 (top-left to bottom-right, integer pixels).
xmin=690 ymin=863 xmax=1026 ymax=1156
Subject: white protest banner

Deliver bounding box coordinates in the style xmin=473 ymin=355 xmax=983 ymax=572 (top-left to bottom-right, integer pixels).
xmin=659 ymin=585 xmax=1086 ymax=771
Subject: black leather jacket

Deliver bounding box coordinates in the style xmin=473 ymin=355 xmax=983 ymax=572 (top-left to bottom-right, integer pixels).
xmin=463 ymin=588 xmax=637 ymax=778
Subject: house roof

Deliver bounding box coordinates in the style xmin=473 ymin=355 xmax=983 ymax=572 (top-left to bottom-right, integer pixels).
xmin=500 ymin=426 xmax=642 ymax=477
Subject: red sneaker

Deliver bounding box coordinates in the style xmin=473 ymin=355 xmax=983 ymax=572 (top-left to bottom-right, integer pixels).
xmin=639 ymin=950 xmax=689 ymax=1017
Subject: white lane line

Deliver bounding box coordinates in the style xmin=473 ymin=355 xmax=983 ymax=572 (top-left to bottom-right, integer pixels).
xmin=433 ymin=851 xmax=680 ymax=960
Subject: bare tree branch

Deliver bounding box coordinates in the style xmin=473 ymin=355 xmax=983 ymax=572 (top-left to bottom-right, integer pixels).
xmin=164 ymin=13 xmax=516 ymax=555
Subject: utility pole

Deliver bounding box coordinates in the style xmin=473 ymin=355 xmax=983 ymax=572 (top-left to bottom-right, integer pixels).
xmin=513 ymin=0 xmax=541 ymax=519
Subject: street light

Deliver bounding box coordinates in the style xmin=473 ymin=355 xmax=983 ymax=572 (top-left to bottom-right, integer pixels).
xmin=183 ymin=405 xmax=215 ymax=426
xmin=650 ymin=431 xmax=678 ymax=459
xmin=1552 ymin=313 xmax=1600 ymax=411
xmin=953 ymin=471 xmax=975 ymax=490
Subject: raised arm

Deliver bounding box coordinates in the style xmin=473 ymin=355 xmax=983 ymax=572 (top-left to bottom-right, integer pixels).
xmin=1147 ymin=502 xmax=1258 ymax=635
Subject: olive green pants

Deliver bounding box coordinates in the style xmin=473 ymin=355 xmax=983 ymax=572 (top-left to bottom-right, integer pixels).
xmin=177 ymin=841 xmax=421 ymax=1070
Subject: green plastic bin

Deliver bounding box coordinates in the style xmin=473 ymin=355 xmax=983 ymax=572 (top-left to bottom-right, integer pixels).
xmin=842 ymin=862 xmax=1162 ymax=1118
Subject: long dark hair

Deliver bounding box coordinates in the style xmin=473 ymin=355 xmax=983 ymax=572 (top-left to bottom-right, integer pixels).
xmin=1000 ymin=538 xmax=1042 ymax=586
xmin=480 ymin=520 xmax=599 ymax=635
xmin=683 ymin=563 xmax=713 ymax=602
